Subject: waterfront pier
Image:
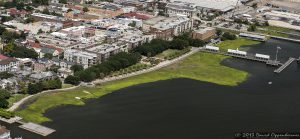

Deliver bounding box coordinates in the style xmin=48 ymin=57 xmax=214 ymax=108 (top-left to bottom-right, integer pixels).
xmin=199 ymin=47 xmax=300 ymax=73
xmin=199 ymin=48 xmax=282 ymax=66
xmin=19 ymin=122 xmax=55 ymax=136
xmin=0 ymin=116 xmax=55 ymax=136
xmin=274 ymin=57 xmax=296 ymax=73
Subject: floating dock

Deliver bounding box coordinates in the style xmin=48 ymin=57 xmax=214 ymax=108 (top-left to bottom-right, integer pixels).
xmin=274 ymin=57 xmax=296 ymax=73
xmin=19 ymin=122 xmax=55 ymax=136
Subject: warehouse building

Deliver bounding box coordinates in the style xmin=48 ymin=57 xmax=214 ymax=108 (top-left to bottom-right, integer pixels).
xmin=169 ymin=0 xmax=238 ymax=13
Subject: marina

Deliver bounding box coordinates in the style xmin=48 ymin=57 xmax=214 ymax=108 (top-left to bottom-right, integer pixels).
xmin=200 ymin=45 xmax=300 ymax=73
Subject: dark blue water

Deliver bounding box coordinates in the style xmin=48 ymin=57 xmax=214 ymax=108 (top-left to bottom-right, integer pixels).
xmin=2 ymin=39 xmax=300 ymax=139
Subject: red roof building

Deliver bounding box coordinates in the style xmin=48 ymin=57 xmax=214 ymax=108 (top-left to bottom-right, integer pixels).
xmin=27 ymin=40 xmax=63 ymax=55
xmin=0 ymin=54 xmax=8 ymax=60
xmin=123 ymin=12 xmax=151 ymax=20
xmin=7 ymin=8 xmax=30 ymax=17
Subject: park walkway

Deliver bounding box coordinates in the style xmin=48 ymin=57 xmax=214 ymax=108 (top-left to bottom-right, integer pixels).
xmin=8 ymin=47 xmax=200 ymax=112
xmin=93 ymin=47 xmax=200 ymax=84
xmin=7 ymin=85 xmax=80 ymax=112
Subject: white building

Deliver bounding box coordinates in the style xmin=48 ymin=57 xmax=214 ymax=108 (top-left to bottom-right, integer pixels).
xmin=121 ymin=6 xmax=136 ymax=13
xmin=169 ymin=0 xmax=237 ymax=13
xmin=165 ymin=2 xmax=196 ymax=17
xmin=119 ymin=34 xmax=156 ymax=49
xmin=64 ymin=49 xmax=99 ymax=68
xmin=91 ymin=19 xmax=115 ymax=29
xmin=86 ymin=43 xmax=126 ymax=61
xmin=264 ymin=10 xmax=300 ymax=22
xmin=117 ymin=18 xmax=143 ymax=28
xmin=60 ymin=26 xmax=86 ymax=38
xmin=0 ymin=58 xmax=19 ymax=72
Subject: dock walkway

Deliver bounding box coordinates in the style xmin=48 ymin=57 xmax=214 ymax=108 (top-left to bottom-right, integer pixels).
xmin=199 ymin=49 xmax=300 ymax=73
xmin=0 ymin=116 xmax=22 ymax=124
xmin=199 ymin=49 xmax=281 ymax=66
xmin=0 ymin=116 xmax=55 ymax=136
xmin=274 ymin=57 xmax=296 ymax=73
xmin=19 ymin=122 xmax=55 ymax=136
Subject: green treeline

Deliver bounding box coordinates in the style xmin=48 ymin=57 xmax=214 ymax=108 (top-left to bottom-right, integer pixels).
xmin=28 ymin=79 xmax=62 ymax=94
xmin=65 ymin=52 xmax=141 ymax=84
xmin=134 ymin=33 xmax=205 ymax=57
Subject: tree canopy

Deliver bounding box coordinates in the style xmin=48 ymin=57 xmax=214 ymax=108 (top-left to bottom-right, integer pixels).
xmin=0 ymin=72 xmax=14 ymax=79
xmin=3 ymin=43 xmax=38 ymax=59
xmin=64 ymin=75 xmax=80 ymax=85
xmin=70 ymin=65 xmax=84 ymax=74
xmin=28 ymin=79 xmax=62 ymax=94
xmin=67 ymin=52 xmax=141 ymax=84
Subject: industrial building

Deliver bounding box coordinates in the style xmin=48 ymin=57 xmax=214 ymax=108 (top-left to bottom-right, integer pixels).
xmin=169 ymin=0 xmax=239 ymax=12
xmin=165 ymin=2 xmax=196 ymax=17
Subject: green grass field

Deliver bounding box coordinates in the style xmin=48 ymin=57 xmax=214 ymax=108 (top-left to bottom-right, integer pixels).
xmin=16 ymin=39 xmax=260 ymax=123
xmin=62 ymin=84 xmax=74 ymax=89
xmin=7 ymin=94 xmax=29 ymax=108
xmin=156 ymin=49 xmax=182 ymax=59
xmin=256 ymin=26 xmax=293 ymax=38
xmin=216 ymin=38 xmax=260 ymax=51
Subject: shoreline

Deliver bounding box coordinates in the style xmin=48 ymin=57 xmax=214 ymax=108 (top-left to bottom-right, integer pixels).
xmin=15 ymin=39 xmax=259 ymax=123
xmin=11 ymin=47 xmax=199 ymax=113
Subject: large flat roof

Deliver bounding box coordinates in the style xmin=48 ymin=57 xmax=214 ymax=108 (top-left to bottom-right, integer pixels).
xmin=170 ymin=0 xmax=237 ymax=11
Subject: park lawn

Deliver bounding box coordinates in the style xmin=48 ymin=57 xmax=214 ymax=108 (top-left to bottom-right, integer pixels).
xmin=216 ymin=38 xmax=260 ymax=51
xmin=156 ymin=49 xmax=182 ymax=59
xmin=17 ymin=88 xmax=98 ymax=123
xmin=62 ymin=83 xmax=74 ymax=89
xmin=7 ymin=94 xmax=29 ymax=108
xmin=256 ymin=26 xmax=293 ymax=38
xmin=17 ymin=39 xmax=259 ymax=124
xmin=218 ymin=28 xmax=240 ymax=34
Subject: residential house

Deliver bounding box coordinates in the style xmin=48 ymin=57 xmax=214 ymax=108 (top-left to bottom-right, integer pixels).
xmin=52 ymin=58 xmax=76 ymax=69
xmin=0 ymin=58 xmax=19 ymax=72
xmin=27 ymin=41 xmax=63 ymax=58
xmin=29 ymin=71 xmax=57 ymax=82
xmin=33 ymin=63 xmax=47 ymax=72
xmin=0 ymin=77 xmax=18 ymax=92
xmin=57 ymin=68 xmax=73 ymax=78
xmin=7 ymin=8 xmax=30 ymax=18
xmin=40 ymin=47 xmax=60 ymax=58
xmin=16 ymin=70 xmax=32 ymax=80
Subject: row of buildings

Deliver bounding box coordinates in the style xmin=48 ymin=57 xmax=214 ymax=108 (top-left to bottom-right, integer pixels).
xmin=0 ymin=0 xmax=218 ymax=92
